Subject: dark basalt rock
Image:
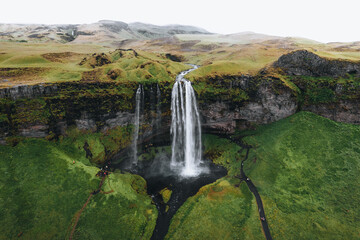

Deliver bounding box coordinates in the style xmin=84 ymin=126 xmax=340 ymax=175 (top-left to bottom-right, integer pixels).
xmin=273 ymin=50 xmax=360 ymax=77
xmin=302 ymin=100 xmax=360 ymax=124
xmin=0 ymin=84 xmax=58 ymax=100
xmin=199 ymin=79 xmax=298 ymax=134
xmin=165 ymin=53 xmax=185 ymax=62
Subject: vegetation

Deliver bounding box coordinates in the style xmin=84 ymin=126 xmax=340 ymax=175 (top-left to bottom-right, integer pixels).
xmin=165 ymin=112 xmax=360 ymax=239
xmin=166 ymin=178 xmax=264 ymax=240
xmin=0 ymin=138 xmax=157 ymax=240
xmin=163 ymin=135 xmax=263 ymax=239
xmin=203 ymin=134 xmax=243 ymax=176
xmin=243 ymin=111 xmax=360 ymax=239
xmin=0 ymin=42 xmax=188 ymax=88
xmin=64 ymin=125 xmax=134 ymax=165
xmin=1 ymin=32 xmax=360 ymax=240
xmin=288 ymin=75 xmax=360 ymax=104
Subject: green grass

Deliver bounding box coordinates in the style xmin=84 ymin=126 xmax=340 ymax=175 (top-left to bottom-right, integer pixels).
xmin=0 ymin=138 xmax=157 ymax=240
xmin=0 ymin=43 xmax=188 ymax=88
xmin=164 ymin=136 xmax=265 ymax=239
xmin=2 ymin=55 xmax=50 ymax=65
xmin=165 ymin=178 xmax=263 ymax=240
xmin=243 ymin=111 xmax=360 ymax=239
xmin=203 ymin=134 xmax=243 ymax=176
xmin=287 ymin=75 xmax=360 ymax=104
xmin=169 ymin=112 xmax=360 ymax=240
xmin=64 ymin=125 xmax=134 ymax=165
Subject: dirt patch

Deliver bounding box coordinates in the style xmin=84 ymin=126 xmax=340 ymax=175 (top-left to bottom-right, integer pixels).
xmin=28 ymin=34 xmax=45 ymax=39
xmin=165 ymin=53 xmax=185 ymax=62
xmin=81 ymin=68 xmax=104 ymax=82
xmin=0 ymin=67 xmax=46 ymax=78
xmin=41 ymin=52 xmax=83 ymax=63
xmin=207 ymin=186 xmax=227 ymax=200
xmin=107 ymin=68 xmax=122 ymax=80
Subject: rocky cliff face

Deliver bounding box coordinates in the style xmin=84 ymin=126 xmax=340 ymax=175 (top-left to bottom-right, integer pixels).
xmin=302 ymin=100 xmax=360 ymax=124
xmin=199 ymin=80 xmax=298 ymax=133
xmin=0 ymin=82 xmax=171 ymax=149
xmin=273 ymin=50 xmax=360 ymax=77
xmin=1 ymin=49 xmax=360 ymax=146
xmin=0 ymin=84 xmax=58 ymax=100
xmin=0 ymin=75 xmax=299 ymax=143
xmin=271 ymin=50 xmax=360 ymax=124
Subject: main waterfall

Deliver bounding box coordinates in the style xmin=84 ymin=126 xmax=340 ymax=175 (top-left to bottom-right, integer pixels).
xmin=170 ymin=65 xmax=204 ymax=177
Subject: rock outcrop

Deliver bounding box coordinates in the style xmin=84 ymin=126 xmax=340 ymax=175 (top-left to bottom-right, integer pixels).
xmin=272 ymin=50 xmax=360 ymax=124
xmin=273 ymin=50 xmax=360 ymax=77
xmin=199 ymin=79 xmax=298 ymax=133
xmin=0 ymin=84 xmax=58 ymax=100
xmin=303 ymin=100 xmax=360 ymax=124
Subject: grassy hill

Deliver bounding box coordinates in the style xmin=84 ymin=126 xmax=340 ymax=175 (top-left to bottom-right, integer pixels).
xmin=0 ymin=107 xmax=359 ymax=239
xmin=244 ymin=112 xmax=360 ymax=239
xmin=0 ymin=42 xmax=188 ymax=88
xmin=166 ymin=112 xmax=360 ymax=239
xmin=0 ymin=137 xmax=157 ymax=239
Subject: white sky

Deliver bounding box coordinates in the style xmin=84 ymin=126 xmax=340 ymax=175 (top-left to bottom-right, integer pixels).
xmin=1 ymin=0 xmax=359 ymax=43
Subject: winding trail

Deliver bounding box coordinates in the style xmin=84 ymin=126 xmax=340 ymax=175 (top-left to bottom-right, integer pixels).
xmin=230 ymin=137 xmax=272 ymax=240
xmin=68 ymin=175 xmax=108 ymax=240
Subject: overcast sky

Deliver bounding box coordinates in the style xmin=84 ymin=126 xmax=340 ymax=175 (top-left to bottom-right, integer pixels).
xmin=1 ymin=0 xmax=359 ymax=43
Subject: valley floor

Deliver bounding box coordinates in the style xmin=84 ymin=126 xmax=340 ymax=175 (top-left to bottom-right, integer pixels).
xmin=0 ymin=111 xmax=359 ymax=239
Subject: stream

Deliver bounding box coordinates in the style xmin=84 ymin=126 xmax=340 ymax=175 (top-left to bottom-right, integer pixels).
xmin=231 ymin=136 xmax=273 ymax=240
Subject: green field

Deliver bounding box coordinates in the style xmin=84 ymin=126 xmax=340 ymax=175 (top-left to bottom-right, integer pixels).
xmin=244 ymin=112 xmax=360 ymax=239
xmin=165 ymin=112 xmax=360 ymax=239
xmin=0 ymin=138 xmax=157 ymax=240
xmin=0 ymin=111 xmax=359 ymax=239
xmin=1 ymin=37 xmax=360 ymax=240
xmin=0 ymin=42 xmax=188 ymax=88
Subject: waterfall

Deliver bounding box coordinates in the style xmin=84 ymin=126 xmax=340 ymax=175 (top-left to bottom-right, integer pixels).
xmin=170 ymin=65 xmax=203 ymax=177
xmin=133 ymin=84 xmax=143 ymax=165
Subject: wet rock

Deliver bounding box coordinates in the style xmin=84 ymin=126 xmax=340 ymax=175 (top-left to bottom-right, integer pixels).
xmin=18 ymin=125 xmax=48 ymax=138
xmin=103 ymin=112 xmax=134 ymax=130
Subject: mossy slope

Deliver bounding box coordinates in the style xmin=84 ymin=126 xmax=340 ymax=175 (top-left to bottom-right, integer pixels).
xmin=165 ymin=178 xmax=264 ymax=240
xmin=0 ymin=138 xmax=156 ymax=240
xmin=167 ymin=112 xmax=360 ymax=239
xmin=243 ymin=111 xmax=360 ymax=239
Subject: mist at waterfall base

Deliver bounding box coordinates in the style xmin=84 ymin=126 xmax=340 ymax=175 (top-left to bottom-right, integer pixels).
xmin=113 ymin=66 xmax=227 ymax=240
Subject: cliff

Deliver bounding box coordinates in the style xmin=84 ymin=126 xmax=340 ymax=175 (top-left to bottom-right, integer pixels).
xmin=1 ymin=50 xmax=359 ymax=157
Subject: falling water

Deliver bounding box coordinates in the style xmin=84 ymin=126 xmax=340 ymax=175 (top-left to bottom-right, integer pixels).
xmin=133 ymin=84 xmax=143 ymax=165
xmin=170 ymin=65 xmax=203 ymax=177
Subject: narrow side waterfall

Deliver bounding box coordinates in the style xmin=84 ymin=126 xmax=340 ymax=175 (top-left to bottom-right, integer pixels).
xmin=133 ymin=84 xmax=144 ymax=165
xmin=170 ymin=65 xmax=204 ymax=177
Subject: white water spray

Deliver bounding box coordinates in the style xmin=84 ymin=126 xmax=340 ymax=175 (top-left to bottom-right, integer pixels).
xmin=170 ymin=65 xmax=204 ymax=177
xmin=133 ymin=84 xmax=143 ymax=165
